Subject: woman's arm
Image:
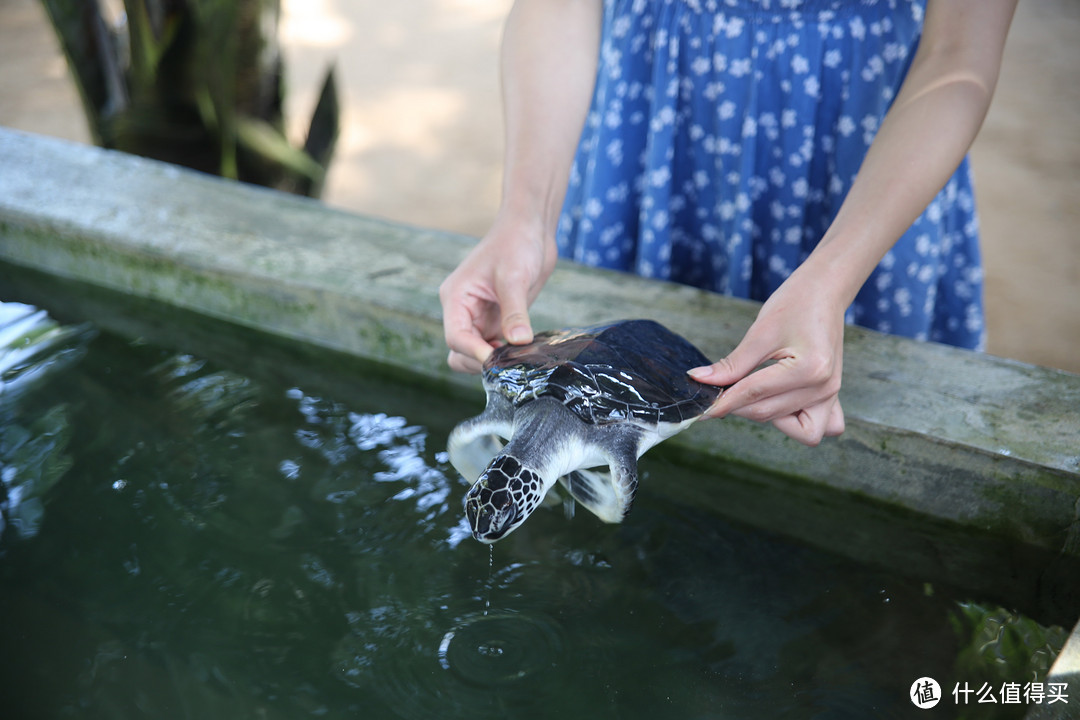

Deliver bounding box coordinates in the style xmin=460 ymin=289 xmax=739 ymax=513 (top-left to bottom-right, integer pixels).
xmin=439 ymin=0 xmax=603 ymax=373
xmin=691 ymin=0 xmax=1018 ymax=445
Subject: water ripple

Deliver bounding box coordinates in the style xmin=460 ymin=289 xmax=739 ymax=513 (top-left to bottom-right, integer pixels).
xmin=332 ymin=601 xmax=564 ymax=719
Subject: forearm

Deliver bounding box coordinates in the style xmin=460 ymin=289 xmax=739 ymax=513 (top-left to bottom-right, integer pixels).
xmin=800 ymin=0 xmax=1017 ymax=309
xmin=498 ymin=0 xmax=603 ymax=235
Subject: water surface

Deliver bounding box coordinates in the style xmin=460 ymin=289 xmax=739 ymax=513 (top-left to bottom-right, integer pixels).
xmin=0 ymin=303 xmax=1064 ymax=719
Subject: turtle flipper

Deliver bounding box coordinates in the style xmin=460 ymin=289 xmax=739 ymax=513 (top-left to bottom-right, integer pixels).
xmin=447 ymin=393 xmax=514 ymax=483
xmin=558 ymin=428 xmax=641 ymax=524
xmin=560 ymin=468 xmax=617 ymax=522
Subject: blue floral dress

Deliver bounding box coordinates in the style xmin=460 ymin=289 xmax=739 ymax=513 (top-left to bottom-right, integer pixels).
xmin=557 ymin=0 xmax=985 ymax=349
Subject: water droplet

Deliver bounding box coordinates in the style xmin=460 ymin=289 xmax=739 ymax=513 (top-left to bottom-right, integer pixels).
xmin=477 ymin=641 xmax=504 ymax=658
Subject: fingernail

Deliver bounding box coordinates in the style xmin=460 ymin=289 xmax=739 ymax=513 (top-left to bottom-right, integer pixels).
xmin=507 ymin=326 xmax=531 ymax=344
xmin=687 ymin=366 xmax=711 ymax=380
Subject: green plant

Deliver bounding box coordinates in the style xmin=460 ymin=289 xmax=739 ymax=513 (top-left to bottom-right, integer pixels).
xmin=40 ymin=0 xmax=338 ymax=197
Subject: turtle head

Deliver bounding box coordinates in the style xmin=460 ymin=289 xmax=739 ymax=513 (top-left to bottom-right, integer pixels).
xmin=464 ymin=455 xmax=545 ymax=543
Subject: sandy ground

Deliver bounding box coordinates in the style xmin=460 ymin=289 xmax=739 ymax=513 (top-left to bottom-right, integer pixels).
xmin=1 ymin=0 xmax=1077 ymax=373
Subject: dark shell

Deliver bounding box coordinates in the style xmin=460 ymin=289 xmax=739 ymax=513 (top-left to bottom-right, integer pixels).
xmin=483 ymin=319 xmax=720 ymax=427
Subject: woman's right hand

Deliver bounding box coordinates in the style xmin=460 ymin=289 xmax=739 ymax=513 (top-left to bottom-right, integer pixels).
xmin=439 ymin=0 xmax=601 ymax=373
xmin=438 ymin=213 xmax=558 ymax=373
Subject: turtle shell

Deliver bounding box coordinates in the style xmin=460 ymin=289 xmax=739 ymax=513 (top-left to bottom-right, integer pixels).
xmin=483 ymin=319 xmax=720 ymax=427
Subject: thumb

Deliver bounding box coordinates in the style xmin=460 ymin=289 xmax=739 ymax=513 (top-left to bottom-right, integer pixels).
xmin=687 ymin=338 xmax=768 ymax=388
xmin=495 ymin=273 xmax=535 ymax=345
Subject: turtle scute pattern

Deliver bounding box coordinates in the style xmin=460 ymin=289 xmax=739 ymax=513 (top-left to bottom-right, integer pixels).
xmin=484 ymin=320 xmax=718 ymax=427
xmin=465 ymin=456 xmax=545 ymax=536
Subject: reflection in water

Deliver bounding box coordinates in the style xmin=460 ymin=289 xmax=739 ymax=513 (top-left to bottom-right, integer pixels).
xmin=0 ymin=302 xmax=1065 ymax=720
xmin=0 ymin=303 xmax=90 ymax=543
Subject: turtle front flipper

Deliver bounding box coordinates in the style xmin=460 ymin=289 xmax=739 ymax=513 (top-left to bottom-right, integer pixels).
xmin=558 ymin=427 xmax=642 ymax=524
xmin=447 ymin=393 xmax=514 ymax=484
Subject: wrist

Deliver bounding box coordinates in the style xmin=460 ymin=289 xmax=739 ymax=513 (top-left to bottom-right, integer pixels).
xmin=788 ymin=244 xmax=866 ymax=315
xmin=497 ymin=182 xmax=565 ymax=239
xmin=801 ymin=223 xmax=890 ymax=310
xmin=491 ymin=200 xmax=558 ymax=250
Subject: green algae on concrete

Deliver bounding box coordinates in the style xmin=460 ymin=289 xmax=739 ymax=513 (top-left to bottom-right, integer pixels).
xmin=1 ymin=128 xmax=1079 ymax=620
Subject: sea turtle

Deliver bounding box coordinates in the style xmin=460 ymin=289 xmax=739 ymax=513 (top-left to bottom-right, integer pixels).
xmin=448 ymin=319 xmax=721 ymax=543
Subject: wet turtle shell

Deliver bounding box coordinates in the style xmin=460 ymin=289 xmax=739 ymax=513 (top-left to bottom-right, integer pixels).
xmin=485 ymin=319 xmax=718 ymax=426
xmin=448 ymin=319 xmax=720 ymax=543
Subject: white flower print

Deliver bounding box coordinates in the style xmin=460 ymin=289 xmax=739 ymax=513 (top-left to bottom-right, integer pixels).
xmin=703 ymin=81 xmax=726 ymax=101
xmin=730 ymin=58 xmax=752 ymax=78
xmin=605 ymin=182 xmax=629 ymax=203
xmin=606 ymin=138 xmax=624 ymax=166
xmin=557 ymin=0 xmax=984 ymax=350
xmin=600 ymin=223 xmax=623 ymax=246
xmin=861 ymin=54 xmax=885 ymax=82
xmin=850 ymin=16 xmax=866 ymax=40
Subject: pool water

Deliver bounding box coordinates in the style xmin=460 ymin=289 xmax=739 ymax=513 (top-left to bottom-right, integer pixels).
xmin=0 ymin=302 xmax=1065 ymax=719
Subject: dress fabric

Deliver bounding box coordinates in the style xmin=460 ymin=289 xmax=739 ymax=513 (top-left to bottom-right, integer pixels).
xmin=557 ymin=0 xmax=985 ymax=349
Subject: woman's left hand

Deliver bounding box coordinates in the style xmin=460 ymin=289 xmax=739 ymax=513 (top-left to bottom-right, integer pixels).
xmin=688 ymin=268 xmax=847 ymax=446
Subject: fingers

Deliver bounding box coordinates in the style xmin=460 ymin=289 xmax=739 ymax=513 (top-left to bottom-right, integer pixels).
xmin=770 ymin=397 xmax=846 ymax=447
xmin=439 ymin=272 xmax=531 ymax=372
xmin=687 ymin=331 xmax=775 ymax=389
xmin=447 ymin=349 xmax=485 ymax=375
xmin=688 ymin=266 xmax=848 ymax=445
xmin=826 ymin=400 xmax=846 ymax=436
xmin=701 ymin=352 xmax=839 ymax=419
xmin=697 ymin=351 xmax=845 ymax=446
xmin=438 ymin=225 xmax=547 ymax=372
xmin=440 ymin=293 xmax=497 ymax=366
xmin=493 ymin=269 xmax=534 ymax=345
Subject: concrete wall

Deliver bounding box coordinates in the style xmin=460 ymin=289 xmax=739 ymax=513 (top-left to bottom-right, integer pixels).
xmin=2 ymin=128 xmax=1078 ymax=635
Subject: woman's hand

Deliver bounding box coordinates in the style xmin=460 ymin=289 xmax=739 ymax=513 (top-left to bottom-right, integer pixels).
xmin=438 ymin=0 xmax=601 ymax=374
xmin=688 ymin=267 xmax=847 ymax=446
xmin=689 ymin=0 xmax=1017 ymax=446
xmin=438 ymin=214 xmax=558 ymax=374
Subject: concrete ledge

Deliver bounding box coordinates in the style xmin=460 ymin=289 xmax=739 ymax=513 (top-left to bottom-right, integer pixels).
xmin=1027 ymin=620 xmax=1079 ymax=719
xmin=2 ymin=128 xmax=1079 ymax=623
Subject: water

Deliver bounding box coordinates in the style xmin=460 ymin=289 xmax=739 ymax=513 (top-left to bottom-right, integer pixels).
xmin=0 ymin=302 xmax=1066 ymax=719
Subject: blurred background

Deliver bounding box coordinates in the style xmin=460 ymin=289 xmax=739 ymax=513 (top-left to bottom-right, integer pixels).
xmin=1 ymin=0 xmax=1077 ymax=372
